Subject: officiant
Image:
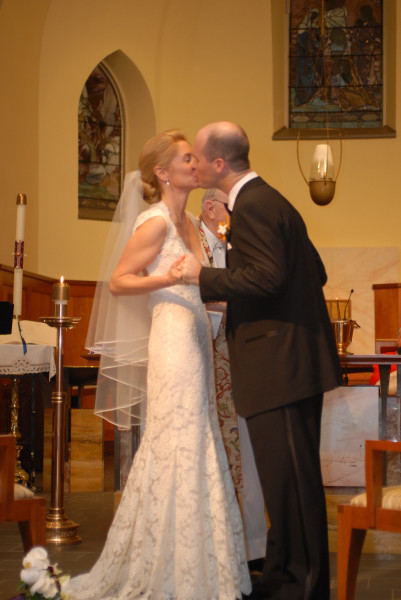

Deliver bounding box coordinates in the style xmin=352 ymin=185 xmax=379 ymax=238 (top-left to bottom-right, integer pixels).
xmin=197 ymin=188 xmax=267 ymax=566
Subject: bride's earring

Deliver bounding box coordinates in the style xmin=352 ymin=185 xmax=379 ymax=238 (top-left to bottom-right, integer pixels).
xmin=166 ymin=179 xmax=170 ymax=186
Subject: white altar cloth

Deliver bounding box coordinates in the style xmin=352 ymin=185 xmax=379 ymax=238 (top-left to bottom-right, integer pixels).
xmin=0 ymin=343 xmax=56 ymax=379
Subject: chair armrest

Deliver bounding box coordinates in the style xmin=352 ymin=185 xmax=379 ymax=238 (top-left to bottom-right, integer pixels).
xmin=365 ymin=440 xmax=401 ymax=523
xmin=0 ymin=435 xmax=17 ymax=518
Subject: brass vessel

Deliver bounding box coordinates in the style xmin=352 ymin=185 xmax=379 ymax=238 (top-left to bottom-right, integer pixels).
xmin=331 ymin=319 xmax=360 ymax=354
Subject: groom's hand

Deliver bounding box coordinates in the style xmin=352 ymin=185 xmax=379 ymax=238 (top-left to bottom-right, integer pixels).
xmin=182 ymin=253 xmax=201 ymax=285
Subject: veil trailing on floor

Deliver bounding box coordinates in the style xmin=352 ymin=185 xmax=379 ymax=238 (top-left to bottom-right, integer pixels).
xmin=85 ymin=171 xmax=151 ymax=429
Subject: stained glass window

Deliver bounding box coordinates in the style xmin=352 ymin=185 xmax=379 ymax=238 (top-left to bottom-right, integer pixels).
xmin=289 ymin=0 xmax=383 ymax=130
xmin=78 ymin=64 xmax=122 ymax=220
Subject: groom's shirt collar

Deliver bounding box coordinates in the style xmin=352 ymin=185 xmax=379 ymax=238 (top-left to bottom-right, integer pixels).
xmin=228 ymin=171 xmax=258 ymax=212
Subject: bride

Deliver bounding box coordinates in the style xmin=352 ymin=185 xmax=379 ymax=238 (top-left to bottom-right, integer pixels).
xmin=66 ymin=130 xmax=251 ymax=600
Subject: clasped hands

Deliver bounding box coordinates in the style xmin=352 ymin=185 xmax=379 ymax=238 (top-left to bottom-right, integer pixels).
xmin=169 ymin=254 xmax=201 ymax=286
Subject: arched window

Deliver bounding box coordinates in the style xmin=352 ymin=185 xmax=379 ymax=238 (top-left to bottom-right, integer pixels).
xmin=78 ymin=63 xmax=123 ymax=220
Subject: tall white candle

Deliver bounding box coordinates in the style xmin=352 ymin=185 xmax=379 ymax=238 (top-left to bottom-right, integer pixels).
xmin=15 ymin=194 xmax=27 ymax=240
xmin=13 ymin=194 xmax=27 ymax=318
xmin=13 ymin=269 xmax=23 ymax=318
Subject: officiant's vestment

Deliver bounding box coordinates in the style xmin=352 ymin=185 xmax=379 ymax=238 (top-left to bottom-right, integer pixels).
xmin=199 ymin=176 xmax=342 ymax=600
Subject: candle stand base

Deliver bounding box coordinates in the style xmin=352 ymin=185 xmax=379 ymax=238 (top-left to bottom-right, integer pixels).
xmin=46 ymin=508 xmax=81 ymax=545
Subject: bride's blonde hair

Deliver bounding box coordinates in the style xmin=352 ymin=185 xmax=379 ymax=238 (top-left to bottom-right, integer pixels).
xmin=139 ymin=129 xmax=187 ymax=204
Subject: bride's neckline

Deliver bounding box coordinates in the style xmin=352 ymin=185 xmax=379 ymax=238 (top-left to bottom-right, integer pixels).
xmin=161 ymin=199 xmax=189 ymax=242
xmin=160 ymin=200 xmax=204 ymax=261
xmin=160 ymin=198 xmax=186 ymax=225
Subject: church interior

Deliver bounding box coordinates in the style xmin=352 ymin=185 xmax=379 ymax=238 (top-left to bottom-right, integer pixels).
xmin=1 ymin=0 xmax=401 ymax=598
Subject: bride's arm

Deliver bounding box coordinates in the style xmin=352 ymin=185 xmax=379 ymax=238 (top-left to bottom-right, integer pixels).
xmin=109 ymin=216 xmax=182 ymax=295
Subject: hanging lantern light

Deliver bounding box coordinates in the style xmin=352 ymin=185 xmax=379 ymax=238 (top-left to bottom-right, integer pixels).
xmin=297 ymin=134 xmax=342 ymax=206
xmin=309 ymin=142 xmax=335 ymax=205
xmin=295 ymin=0 xmax=343 ymax=206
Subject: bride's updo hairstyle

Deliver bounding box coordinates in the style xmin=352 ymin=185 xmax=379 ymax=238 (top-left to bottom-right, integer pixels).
xmin=139 ymin=129 xmax=187 ymax=204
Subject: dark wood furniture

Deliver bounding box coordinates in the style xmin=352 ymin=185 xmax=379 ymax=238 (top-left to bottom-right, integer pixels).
xmin=337 ymin=440 xmax=401 ymax=600
xmin=0 ymin=264 xmax=97 ymax=367
xmin=0 ymin=265 xmax=104 ymax=477
xmin=373 ymin=283 xmax=401 ymax=343
xmin=0 ymin=434 xmax=46 ymax=551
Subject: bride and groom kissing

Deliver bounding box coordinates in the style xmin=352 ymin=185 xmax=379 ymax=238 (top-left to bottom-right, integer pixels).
xmin=65 ymin=121 xmax=341 ymax=600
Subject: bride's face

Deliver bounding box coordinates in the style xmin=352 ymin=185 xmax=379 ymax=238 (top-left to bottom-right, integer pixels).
xmin=165 ymin=141 xmax=199 ymax=192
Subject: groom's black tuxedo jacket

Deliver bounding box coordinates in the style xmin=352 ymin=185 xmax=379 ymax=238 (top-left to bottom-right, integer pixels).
xmin=199 ymin=176 xmax=341 ymax=418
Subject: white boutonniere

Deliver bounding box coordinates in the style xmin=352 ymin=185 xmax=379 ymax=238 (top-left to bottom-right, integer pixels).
xmin=217 ymin=216 xmax=230 ymax=243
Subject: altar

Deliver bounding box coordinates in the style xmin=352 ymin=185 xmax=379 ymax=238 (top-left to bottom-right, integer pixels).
xmin=0 ymin=343 xmax=56 ymax=379
xmin=321 ymin=354 xmax=401 ymax=488
xmin=0 ymin=320 xmax=56 ymax=484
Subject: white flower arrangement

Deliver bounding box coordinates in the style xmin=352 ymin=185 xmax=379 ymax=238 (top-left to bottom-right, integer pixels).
xmin=14 ymin=546 xmax=69 ymax=600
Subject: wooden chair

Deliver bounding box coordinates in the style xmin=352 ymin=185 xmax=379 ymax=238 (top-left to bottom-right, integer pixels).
xmin=0 ymin=434 xmax=46 ymax=552
xmin=337 ymin=439 xmax=401 ymax=600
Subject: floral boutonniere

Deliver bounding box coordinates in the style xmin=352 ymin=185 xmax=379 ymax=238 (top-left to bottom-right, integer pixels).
xmin=14 ymin=546 xmax=70 ymax=600
xmin=217 ymin=216 xmax=230 ymax=243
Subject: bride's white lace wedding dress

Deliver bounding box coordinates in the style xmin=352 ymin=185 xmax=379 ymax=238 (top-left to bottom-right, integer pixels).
xmin=67 ymin=201 xmax=252 ymax=600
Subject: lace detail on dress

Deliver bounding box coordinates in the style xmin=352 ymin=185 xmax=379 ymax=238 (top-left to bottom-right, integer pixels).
xmin=67 ymin=201 xmax=251 ymax=600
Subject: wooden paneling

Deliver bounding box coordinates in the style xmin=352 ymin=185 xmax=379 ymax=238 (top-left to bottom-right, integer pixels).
xmin=0 ymin=282 xmax=13 ymax=304
xmin=27 ymin=290 xmax=53 ymax=323
xmin=44 ymin=406 xmax=105 ymax=493
xmin=63 ymin=281 xmax=96 ymax=367
xmin=0 ymin=266 xmax=108 ymax=479
xmin=0 ymin=264 xmax=54 ymax=320
xmin=373 ymin=283 xmax=401 ymax=341
xmin=70 ymin=409 xmax=103 ymax=492
xmin=0 ymin=265 xmax=97 ymax=367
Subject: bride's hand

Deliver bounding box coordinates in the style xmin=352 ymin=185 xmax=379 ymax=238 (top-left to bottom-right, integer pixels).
xmin=168 ymin=256 xmax=186 ymax=284
xmin=181 ymin=253 xmax=201 ymax=285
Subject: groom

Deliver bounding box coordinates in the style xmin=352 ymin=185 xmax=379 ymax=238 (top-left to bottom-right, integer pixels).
xmin=181 ymin=122 xmax=341 ymax=600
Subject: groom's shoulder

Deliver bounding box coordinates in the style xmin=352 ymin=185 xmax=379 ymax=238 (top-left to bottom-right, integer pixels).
xmin=240 ymin=177 xmax=291 ymax=211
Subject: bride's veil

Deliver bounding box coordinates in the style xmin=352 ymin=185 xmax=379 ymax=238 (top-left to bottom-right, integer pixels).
xmin=85 ymin=171 xmax=151 ymax=429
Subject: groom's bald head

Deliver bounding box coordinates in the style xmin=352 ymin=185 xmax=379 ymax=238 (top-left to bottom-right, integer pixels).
xmin=196 ymin=122 xmax=250 ymax=173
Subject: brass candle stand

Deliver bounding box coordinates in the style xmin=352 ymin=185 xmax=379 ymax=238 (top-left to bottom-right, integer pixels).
xmin=10 ymin=374 xmax=29 ymax=485
xmin=40 ymin=313 xmax=82 ymax=544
